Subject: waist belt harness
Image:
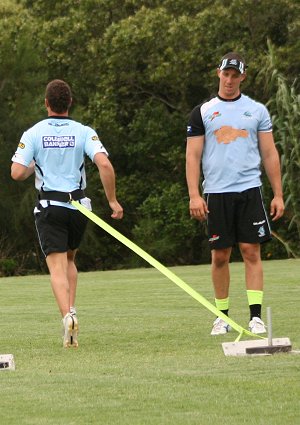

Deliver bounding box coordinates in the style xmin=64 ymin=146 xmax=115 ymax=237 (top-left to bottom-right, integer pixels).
xmin=38 ymin=189 xmax=85 ymax=203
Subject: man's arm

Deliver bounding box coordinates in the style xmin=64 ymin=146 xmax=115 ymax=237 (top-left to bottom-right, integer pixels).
xmin=258 ymin=131 xmax=284 ymax=221
xmin=11 ymin=161 xmax=35 ymax=181
xmin=186 ymin=135 xmax=209 ymax=221
xmin=93 ymin=152 xmax=123 ymax=220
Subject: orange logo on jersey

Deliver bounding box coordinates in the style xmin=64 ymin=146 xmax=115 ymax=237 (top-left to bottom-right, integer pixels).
xmin=214 ymin=126 xmax=249 ymax=144
xmin=18 ymin=142 xmax=25 ymax=149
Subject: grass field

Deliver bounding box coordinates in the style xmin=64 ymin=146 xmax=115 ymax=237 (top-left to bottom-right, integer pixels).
xmin=0 ymin=259 xmax=299 ymax=425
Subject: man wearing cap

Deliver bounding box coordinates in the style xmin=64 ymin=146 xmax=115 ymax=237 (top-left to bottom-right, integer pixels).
xmin=185 ymin=52 xmax=284 ymax=336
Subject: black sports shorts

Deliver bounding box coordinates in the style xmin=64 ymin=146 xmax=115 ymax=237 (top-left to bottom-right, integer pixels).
xmin=34 ymin=203 xmax=88 ymax=257
xmin=206 ymin=187 xmax=272 ymax=250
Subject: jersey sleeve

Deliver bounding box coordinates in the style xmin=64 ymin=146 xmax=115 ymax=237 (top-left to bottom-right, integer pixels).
xmin=258 ymin=104 xmax=273 ymax=132
xmin=186 ymin=105 xmax=205 ymax=137
xmin=84 ymin=127 xmax=108 ymax=161
xmin=11 ymin=130 xmax=35 ymax=166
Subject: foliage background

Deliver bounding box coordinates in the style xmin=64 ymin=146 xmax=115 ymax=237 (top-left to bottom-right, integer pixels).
xmin=0 ymin=0 xmax=299 ymax=275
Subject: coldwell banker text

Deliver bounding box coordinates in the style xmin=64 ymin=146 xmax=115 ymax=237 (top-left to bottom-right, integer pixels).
xmin=42 ymin=136 xmax=75 ymax=148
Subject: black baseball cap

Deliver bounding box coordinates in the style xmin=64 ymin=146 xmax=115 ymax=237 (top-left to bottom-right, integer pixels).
xmin=218 ymin=52 xmax=247 ymax=74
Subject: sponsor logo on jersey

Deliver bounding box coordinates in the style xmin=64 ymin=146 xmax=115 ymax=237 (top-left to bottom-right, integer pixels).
xmin=242 ymin=111 xmax=252 ymax=118
xmin=42 ymin=136 xmax=75 ymax=148
xmin=18 ymin=142 xmax=25 ymax=149
xmin=214 ymin=126 xmax=249 ymax=144
xmin=209 ymin=111 xmax=221 ymax=121
xmin=92 ymin=135 xmax=99 ymax=141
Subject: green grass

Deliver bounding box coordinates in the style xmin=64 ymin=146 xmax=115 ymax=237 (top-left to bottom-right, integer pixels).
xmin=0 ymin=259 xmax=299 ymax=425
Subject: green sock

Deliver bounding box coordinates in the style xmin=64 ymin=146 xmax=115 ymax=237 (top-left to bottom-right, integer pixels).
xmin=215 ymin=297 xmax=229 ymax=315
xmin=247 ymin=290 xmax=263 ymax=305
xmin=247 ymin=290 xmax=263 ymax=319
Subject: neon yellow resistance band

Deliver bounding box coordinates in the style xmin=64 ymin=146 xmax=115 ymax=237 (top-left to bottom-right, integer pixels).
xmin=72 ymin=201 xmax=263 ymax=341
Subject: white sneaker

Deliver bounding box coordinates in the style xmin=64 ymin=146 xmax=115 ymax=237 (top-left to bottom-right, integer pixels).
xmin=249 ymin=317 xmax=266 ymax=334
xmin=70 ymin=306 xmax=77 ymax=316
xmin=62 ymin=313 xmax=79 ymax=348
xmin=71 ymin=314 xmax=79 ymax=348
xmin=69 ymin=307 xmax=78 ymax=347
xmin=211 ymin=317 xmax=231 ymax=335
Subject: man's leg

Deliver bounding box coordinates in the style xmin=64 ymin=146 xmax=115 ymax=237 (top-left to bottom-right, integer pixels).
xmin=46 ymin=252 xmax=70 ymax=317
xmin=211 ymin=247 xmax=232 ymax=300
xmin=46 ymin=251 xmax=79 ymax=347
xmin=67 ymin=249 xmax=78 ymax=312
xmin=239 ymin=242 xmax=266 ymax=333
xmin=210 ymin=247 xmax=232 ymax=335
xmin=239 ymin=242 xmax=263 ymax=291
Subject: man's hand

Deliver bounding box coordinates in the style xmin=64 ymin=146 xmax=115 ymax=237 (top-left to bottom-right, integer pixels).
xmin=109 ymin=200 xmax=123 ymax=220
xmin=270 ymin=196 xmax=284 ymax=221
xmin=189 ymin=196 xmax=209 ymax=221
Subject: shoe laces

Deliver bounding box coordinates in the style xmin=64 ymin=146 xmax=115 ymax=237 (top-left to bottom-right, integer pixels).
xmin=250 ymin=317 xmax=266 ymax=329
xmin=213 ymin=318 xmax=228 ymax=330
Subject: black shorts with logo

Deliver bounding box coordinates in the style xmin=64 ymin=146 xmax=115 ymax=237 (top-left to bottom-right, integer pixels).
xmin=34 ymin=203 xmax=88 ymax=257
xmin=206 ymin=187 xmax=272 ymax=250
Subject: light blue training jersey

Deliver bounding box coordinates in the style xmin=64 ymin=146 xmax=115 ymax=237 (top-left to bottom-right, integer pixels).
xmin=12 ymin=116 xmax=108 ymax=208
xmin=187 ymin=94 xmax=273 ymax=193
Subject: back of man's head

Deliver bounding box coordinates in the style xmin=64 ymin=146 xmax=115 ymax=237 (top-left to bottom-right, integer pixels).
xmin=45 ymin=79 xmax=72 ymax=113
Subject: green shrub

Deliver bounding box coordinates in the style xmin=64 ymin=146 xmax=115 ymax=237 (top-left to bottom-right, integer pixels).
xmin=0 ymin=258 xmax=18 ymax=277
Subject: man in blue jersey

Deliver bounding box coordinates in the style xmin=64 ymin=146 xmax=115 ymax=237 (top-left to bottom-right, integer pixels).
xmin=186 ymin=52 xmax=284 ymax=336
xmin=11 ymin=79 xmax=123 ymax=348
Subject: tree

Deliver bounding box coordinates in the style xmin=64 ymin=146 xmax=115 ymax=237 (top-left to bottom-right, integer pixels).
xmin=259 ymin=43 xmax=300 ymax=257
xmin=1 ymin=0 xmax=299 ymax=273
xmin=0 ymin=1 xmax=47 ymax=273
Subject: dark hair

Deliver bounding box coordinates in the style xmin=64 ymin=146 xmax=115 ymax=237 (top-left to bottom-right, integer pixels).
xmin=45 ymin=79 xmax=72 ymax=113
